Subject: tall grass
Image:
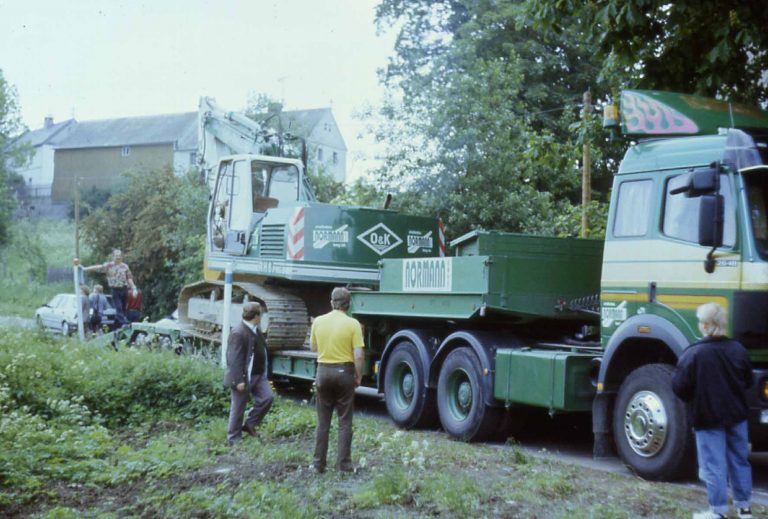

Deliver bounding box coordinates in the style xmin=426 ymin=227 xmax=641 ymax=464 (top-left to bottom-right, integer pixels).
xmin=0 ymin=219 xmax=86 ymax=317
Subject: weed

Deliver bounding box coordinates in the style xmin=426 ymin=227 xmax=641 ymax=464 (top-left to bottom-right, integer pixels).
xmin=419 ymin=473 xmax=482 ymax=515
xmin=352 ymin=468 xmax=414 ymax=508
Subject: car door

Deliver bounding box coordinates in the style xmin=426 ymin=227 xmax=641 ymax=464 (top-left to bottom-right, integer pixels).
xmin=54 ymin=295 xmax=74 ymax=331
xmin=42 ymin=295 xmax=62 ymax=328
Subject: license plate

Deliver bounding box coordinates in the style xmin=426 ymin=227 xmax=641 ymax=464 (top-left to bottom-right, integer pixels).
xmin=761 ymin=410 xmax=768 ymax=424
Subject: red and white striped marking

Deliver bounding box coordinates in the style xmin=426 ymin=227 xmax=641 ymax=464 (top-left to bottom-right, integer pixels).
xmin=287 ymin=207 xmax=305 ymax=261
xmin=438 ymin=218 xmax=446 ymax=257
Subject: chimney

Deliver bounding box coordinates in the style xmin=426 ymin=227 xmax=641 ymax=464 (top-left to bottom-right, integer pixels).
xmin=44 ymin=116 xmax=53 ymax=129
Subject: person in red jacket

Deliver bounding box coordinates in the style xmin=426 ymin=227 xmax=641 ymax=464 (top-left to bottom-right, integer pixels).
xmin=126 ymin=287 xmax=142 ymax=322
xmin=672 ymin=303 xmax=753 ymax=519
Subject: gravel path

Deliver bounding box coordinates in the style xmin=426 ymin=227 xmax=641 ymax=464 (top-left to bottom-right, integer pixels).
xmin=0 ymin=315 xmax=35 ymax=329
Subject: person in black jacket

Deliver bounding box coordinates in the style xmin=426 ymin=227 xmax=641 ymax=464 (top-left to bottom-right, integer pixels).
xmin=223 ymin=302 xmax=273 ymax=446
xmin=672 ymin=302 xmax=753 ymax=519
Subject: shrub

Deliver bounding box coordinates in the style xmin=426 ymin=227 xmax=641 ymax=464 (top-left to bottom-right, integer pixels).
xmin=0 ymin=327 xmax=228 ymax=425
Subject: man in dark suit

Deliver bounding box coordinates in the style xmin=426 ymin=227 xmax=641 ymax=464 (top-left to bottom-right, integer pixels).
xmin=223 ymin=302 xmax=273 ymax=445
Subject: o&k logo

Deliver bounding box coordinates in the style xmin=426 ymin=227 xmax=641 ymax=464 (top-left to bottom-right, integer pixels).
xmin=356 ymin=223 xmax=403 ymax=255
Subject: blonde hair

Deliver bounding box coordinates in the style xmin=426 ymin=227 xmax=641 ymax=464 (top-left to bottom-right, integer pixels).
xmin=696 ymin=302 xmax=728 ymax=337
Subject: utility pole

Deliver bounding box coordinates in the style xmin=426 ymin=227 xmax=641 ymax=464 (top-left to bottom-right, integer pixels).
xmin=581 ymin=90 xmax=592 ymax=238
xmin=74 ymin=177 xmax=81 ymax=259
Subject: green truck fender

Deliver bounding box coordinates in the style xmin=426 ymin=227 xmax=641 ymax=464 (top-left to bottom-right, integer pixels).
xmin=597 ymin=313 xmax=690 ymax=394
xmin=592 ymin=313 xmax=689 ymax=457
xmin=377 ymin=329 xmax=440 ymax=393
xmin=429 ymin=330 xmax=519 ymax=408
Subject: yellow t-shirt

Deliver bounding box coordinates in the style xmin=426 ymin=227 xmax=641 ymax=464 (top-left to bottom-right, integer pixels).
xmin=311 ymin=310 xmax=364 ymax=363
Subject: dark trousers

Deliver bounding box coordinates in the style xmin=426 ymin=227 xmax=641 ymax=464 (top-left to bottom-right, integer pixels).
xmin=110 ymin=286 xmax=128 ymax=326
xmin=227 ymin=373 xmax=274 ymax=443
xmin=314 ymin=363 xmax=356 ymax=471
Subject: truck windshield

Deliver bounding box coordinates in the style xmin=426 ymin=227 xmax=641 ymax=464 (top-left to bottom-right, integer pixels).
xmin=744 ymin=170 xmax=768 ymax=259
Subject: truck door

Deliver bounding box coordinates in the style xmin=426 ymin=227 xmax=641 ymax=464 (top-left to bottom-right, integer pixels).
xmin=209 ymin=159 xmax=253 ymax=255
xmin=602 ymin=171 xmax=739 ymax=334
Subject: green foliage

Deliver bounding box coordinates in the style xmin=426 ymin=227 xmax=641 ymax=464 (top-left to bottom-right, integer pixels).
xmin=373 ymin=0 xmax=619 ymax=238
xmin=0 ymin=69 xmax=32 ymax=247
xmin=419 ymin=473 xmax=482 ymax=515
xmin=0 ymin=328 xmax=227 ymax=425
xmin=0 ymin=219 xmax=83 ymax=317
xmin=68 ymin=185 xmax=112 ymax=219
xmin=81 ymin=168 xmax=208 ymax=319
xmin=523 ymin=0 xmax=768 ymax=105
xmin=307 ymin=168 xmax=346 ymax=203
xmin=352 ymin=468 xmax=413 ymax=508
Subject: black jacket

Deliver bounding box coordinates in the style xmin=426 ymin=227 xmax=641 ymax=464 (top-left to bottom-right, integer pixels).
xmin=672 ymin=336 xmax=752 ymax=430
xmin=223 ymin=321 xmax=268 ymax=389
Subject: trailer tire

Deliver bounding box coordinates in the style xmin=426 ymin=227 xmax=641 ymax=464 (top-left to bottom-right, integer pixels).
xmin=384 ymin=341 xmax=438 ymax=429
xmin=437 ymin=347 xmax=502 ymax=441
xmin=613 ymin=363 xmax=695 ymax=480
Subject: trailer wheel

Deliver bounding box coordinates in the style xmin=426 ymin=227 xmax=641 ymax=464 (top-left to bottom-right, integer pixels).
xmin=612 ymin=363 xmax=695 ymax=480
xmin=384 ymin=341 xmax=437 ymax=429
xmin=437 ymin=347 xmax=502 ymax=441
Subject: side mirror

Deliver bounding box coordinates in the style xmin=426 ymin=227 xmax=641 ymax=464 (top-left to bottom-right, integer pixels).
xmin=699 ymin=194 xmax=724 ymax=274
xmin=670 ymin=163 xmax=720 ymax=197
xmin=699 ymin=194 xmax=724 ymax=248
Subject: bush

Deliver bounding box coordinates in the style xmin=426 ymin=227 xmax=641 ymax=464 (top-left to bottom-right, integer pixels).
xmin=0 ymin=327 xmax=228 ymax=425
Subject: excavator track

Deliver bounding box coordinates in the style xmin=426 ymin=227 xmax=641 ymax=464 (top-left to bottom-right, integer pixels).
xmin=178 ymin=280 xmax=310 ymax=350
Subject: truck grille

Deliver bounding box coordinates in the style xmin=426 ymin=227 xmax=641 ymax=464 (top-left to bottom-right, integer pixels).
xmin=260 ymin=224 xmax=286 ymax=257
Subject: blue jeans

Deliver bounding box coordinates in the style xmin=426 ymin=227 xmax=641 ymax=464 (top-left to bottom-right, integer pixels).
xmin=695 ymin=420 xmax=752 ymax=514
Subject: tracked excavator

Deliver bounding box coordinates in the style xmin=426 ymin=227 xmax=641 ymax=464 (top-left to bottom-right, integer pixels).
xmin=171 ymin=97 xmax=442 ymax=351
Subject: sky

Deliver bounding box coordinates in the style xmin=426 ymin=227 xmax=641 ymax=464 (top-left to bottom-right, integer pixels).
xmin=0 ymin=0 xmax=397 ymax=181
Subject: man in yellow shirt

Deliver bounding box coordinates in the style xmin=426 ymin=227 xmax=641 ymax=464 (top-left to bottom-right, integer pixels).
xmin=310 ymin=287 xmax=364 ymax=473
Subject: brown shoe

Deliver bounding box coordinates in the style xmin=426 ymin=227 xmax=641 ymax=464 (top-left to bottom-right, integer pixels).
xmin=242 ymin=423 xmax=257 ymax=437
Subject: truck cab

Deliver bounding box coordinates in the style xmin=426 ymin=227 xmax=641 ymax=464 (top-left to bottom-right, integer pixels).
xmin=595 ymin=126 xmax=768 ymax=479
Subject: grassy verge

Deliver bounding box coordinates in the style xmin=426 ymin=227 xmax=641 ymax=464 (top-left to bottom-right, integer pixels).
xmin=0 ymin=219 xmax=85 ymax=317
xmin=0 ymin=328 xmax=760 ymax=518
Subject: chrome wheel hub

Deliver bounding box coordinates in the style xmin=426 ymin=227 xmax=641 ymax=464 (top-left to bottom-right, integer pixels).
xmin=623 ymin=390 xmax=668 ymax=457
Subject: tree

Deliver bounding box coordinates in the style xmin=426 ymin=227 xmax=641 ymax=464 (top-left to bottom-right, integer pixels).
xmin=524 ymin=0 xmax=768 ymax=105
xmin=373 ymin=0 xmax=622 ymax=237
xmin=81 ymin=168 xmax=208 ymax=319
xmin=0 ymin=69 xmax=31 ymax=246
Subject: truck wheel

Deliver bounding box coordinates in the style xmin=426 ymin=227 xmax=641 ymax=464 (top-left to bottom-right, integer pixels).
xmin=437 ymin=347 xmax=502 ymax=441
xmin=384 ymin=341 xmax=438 ymax=429
xmin=612 ymin=363 xmax=695 ymax=480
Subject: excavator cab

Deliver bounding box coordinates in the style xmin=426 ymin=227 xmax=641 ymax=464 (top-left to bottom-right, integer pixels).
xmin=209 ymin=155 xmax=314 ymax=255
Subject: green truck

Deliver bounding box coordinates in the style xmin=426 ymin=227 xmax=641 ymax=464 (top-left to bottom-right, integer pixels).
xmin=274 ymin=91 xmax=768 ymax=481
xmin=123 ymin=91 xmax=768 ymax=481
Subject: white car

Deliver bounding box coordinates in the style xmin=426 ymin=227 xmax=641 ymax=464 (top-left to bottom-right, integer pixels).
xmin=35 ymin=293 xmax=116 ymax=336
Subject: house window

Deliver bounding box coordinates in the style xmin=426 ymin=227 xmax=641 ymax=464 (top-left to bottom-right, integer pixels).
xmin=317 ymin=148 xmax=323 ymax=161
xmin=121 ymin=146 xmax=131 ymax=157
xmin=332 ymin=152 xmax=338 ymax=165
